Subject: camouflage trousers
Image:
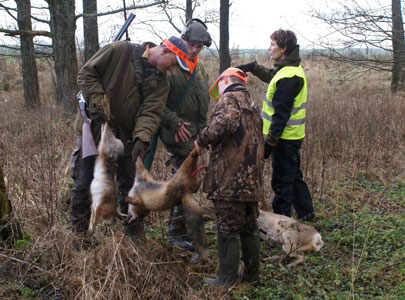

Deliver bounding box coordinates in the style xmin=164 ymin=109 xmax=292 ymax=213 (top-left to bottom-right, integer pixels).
xmin=213 ymin=200 xmax=259 ymax=234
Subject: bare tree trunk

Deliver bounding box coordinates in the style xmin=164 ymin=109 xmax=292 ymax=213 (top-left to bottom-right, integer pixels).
xmin=16 ymin=0 xmax=41 ymax=109
xmin=219 ymin=0 xmax=231 ymax=74
xmin=0 ymin=166 xmax=10 ymax=220
xmin=83 ymin=0 xmax=99 ymax=63
xmin=391 ymin=0 xmax=405 ymax=92
xmin=185 ymin=0 xmax=193 ymax=22
xmin=47 ymin=0 xmax=78 ymax=111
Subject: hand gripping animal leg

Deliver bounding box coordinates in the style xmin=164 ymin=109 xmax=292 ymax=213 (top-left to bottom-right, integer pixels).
xmin=125 ymin=147 xmax=208 ymax=260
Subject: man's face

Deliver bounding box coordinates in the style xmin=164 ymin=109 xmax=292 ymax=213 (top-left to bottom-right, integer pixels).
xmin=156 ymin=51 xmax=177 ymax=73
xmin=268 ymin=39 xmax=286 ymax=62
xmin=185 ymin=40 xmax=204 ymax=60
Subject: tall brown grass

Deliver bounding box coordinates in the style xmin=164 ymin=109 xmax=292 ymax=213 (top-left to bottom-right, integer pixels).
xmin=0 ymin=54 xmax=404 ymax=299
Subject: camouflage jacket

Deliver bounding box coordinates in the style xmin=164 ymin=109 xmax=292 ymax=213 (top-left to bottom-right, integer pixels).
xmin=75 ymin=41 xmax=169 ymax=156
xmin=159 ymin=61 xmax=209 ymax=157
xmin=196 ymin=84 xmax=264 ymax=202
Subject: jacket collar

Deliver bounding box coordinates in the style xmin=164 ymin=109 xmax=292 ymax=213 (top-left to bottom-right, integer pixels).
xmin=274 ymin=45 xmax=301 ymax=69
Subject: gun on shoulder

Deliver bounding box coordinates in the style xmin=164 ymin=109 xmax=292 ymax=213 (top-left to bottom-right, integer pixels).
xmin=77 ymin=13 xmax=136 ymax=159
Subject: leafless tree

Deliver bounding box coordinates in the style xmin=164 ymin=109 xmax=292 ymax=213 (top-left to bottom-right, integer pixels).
xmin=0 ymin=0 xmax=167 ymax=111
xmin=310 ymin=0 xmax=405 ymax=92
xmin=15 ymin=0 xmax=41 ymax=108
xmin=82 ymin=0 xmax=99 ymax=63
xmin=219 ymin=0 xmax=230 ymax=73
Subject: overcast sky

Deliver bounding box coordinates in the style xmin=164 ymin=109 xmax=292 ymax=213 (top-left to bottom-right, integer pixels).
xmin=0 ymin=0 xmax=393 ymax=50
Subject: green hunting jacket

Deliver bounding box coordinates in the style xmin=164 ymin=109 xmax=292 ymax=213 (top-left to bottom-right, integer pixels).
xmin=159 ymin=61 xmax=210 ymax=157
xmin=75 ymin=40 xmax=169 ymax=156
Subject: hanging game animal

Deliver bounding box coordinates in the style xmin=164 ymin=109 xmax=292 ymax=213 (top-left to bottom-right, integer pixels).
xmin=89 ymin=96 xmax=126 ymax=231
xmin=125 ymin=147 xmax=209 ymax=260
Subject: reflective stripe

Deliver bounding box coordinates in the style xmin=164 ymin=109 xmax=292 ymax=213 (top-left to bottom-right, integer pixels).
xmin=261 ymin=110 xmax=272 ymax=121
xmin=287 ymin=118 xmax=305 ymax=125
xmin=264 ymin=95 xmax=272 ymax=108
xmin=262 ymin=111 xmax=305 ymax=126
xmin=291 ymin=102 xmax=306 ymax=114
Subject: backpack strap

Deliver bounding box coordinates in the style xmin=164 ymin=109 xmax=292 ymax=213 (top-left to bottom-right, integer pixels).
xmin=169 ymin=69 xmax=197 ymax=111
xmin=132 ymin=44 xmax=147 ymax=116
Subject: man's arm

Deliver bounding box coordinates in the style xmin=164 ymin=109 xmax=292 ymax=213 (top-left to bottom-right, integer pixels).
xmin=132 ymin=76 xmax=171 ymax=143
xmin=77 ymin=42 xmax=122 ymax=123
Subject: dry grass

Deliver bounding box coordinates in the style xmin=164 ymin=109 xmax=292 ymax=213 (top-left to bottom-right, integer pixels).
xmin=0 ymin=55 xmax=404 ymax=299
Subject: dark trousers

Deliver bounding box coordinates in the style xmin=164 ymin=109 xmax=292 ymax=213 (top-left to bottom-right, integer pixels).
xmin=271 ymin=139 xmax=314 ymax=219
xmin=70 ymin=136 xmax=134 ymax=233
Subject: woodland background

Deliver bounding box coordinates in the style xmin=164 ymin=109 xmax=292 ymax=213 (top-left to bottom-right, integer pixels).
xmin=0 ymin=0 xmax=404 ymax=299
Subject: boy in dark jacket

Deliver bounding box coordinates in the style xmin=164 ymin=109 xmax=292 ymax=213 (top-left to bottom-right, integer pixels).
xmin=195 ymin=68 xmax=264 ymax=286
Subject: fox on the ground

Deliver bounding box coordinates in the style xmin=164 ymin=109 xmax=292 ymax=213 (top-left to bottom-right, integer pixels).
xmin=257 ymin=209 xmax=324 ymax=268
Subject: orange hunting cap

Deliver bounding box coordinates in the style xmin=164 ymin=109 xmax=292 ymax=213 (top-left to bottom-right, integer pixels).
xmin=209 ymin=67 xmax=247 ymax=99
xmin=162 ymin=36 xmax=196 ymax=74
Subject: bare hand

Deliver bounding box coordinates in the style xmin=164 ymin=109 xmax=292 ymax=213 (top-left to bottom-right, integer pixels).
xmin=174 ymin=122 xmax=192 ymax=143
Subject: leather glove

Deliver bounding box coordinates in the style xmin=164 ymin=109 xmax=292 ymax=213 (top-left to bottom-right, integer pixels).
xmin=132 ymin=138 xmax=150 ymax=161
xmin=266 ymin=133 xmax=280 ymax=148
xmin=264 ymin=143 xmax=273 ymax=159
xmin=235 ymin=61 xmax=256 ymax=73
xmin=88 ymin=103 xmax=108 ymax=124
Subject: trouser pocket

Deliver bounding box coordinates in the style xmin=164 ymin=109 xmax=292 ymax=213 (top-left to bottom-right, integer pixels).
xmin=70 ymin=136 xmax=82 ymax=179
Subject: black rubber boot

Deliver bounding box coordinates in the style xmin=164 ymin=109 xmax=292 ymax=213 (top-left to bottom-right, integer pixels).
xmin=240 ymin=229 xmax=260 ymax=284
xmin=204 ymin=233 xmax=240 ymax=286
xmin=167 ymin=205 xmax=194 ymax=251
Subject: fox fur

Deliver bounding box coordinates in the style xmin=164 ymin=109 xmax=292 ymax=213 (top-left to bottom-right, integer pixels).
xmin=125 ymin=147 xmax=208 ymax=260
xmin=89 ymin=101 xmax=125 ymax=231
xmin=257 ymin=209 xmax=324 ymax=268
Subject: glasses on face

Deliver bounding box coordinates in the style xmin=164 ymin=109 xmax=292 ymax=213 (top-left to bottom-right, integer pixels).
xmin=187 ymin=41 xmax=205 ymax=50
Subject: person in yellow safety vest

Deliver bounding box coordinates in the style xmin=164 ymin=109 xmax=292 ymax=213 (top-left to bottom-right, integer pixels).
xmin=236 ymin=29 xmax=315 ymax=222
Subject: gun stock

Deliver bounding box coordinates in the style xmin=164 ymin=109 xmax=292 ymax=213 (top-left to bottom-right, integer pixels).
xmin=81 ymin=122 xmax=98 ymax=158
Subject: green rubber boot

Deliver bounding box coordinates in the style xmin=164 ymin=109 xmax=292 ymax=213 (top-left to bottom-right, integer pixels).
xmin=240 ymin=229 xmax=260 ymax=284
xmin=204 ymin=233 xmax=240 ymax=286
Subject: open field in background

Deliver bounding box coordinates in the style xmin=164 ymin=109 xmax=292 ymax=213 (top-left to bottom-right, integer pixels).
xmin=0 ymin=55 xmax=404 ymax=299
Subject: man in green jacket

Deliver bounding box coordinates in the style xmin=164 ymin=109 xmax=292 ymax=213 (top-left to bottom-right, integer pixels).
xmin=70 ymin=37 xmax=191 ymax=235
xmin=152 ymin=19 xmax=211 ymax=250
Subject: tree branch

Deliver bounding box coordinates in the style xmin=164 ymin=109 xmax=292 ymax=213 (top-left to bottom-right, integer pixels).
xmin=0 ymin=28 xmax=53 ymax=38
xmin=75 ymin=0 xmax=168 ymax=20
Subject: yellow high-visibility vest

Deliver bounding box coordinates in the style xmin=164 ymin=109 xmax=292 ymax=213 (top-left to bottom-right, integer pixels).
xmin=262 ymin=65 xmax=307 ymax=140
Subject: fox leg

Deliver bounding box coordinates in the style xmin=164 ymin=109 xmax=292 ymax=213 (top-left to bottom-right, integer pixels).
xmin=182 ymin=194 xmax=208 ymax=260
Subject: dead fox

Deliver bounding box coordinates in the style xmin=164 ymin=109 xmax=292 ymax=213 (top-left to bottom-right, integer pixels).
xmin=257 ymin=209 xmax=324 ymax=268
xmin=125 ymin=147 xmax=208 ymax=260
xmin=89 ymin=96 xmax=126 ymax=231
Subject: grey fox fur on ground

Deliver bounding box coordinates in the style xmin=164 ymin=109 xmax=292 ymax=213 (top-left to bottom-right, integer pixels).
xmin=125 ymin=147 xmax=208 ymax=260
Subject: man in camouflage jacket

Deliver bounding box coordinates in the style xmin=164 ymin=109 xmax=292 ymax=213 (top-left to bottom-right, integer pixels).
xmin=195 ymin=68 xmax=264 ymax=286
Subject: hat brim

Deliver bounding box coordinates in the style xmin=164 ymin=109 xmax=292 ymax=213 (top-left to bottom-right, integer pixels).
xmin=176 ymin=56 xmax=190 ymax=73
xmin=209 ymin=77 xmax=221 ymax=99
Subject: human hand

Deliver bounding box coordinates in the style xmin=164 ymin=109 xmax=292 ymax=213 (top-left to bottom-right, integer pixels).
xmin=266 ymin=134 xmax=280 ymax=148
xmin=89 ymin=104 xmax=108 ymax=124
xmin=235 ymin=61 xmax=256 ymax=73
xmin=194 ymin=140 xmax=203 ymax=155
xmin=174 ymin=122 xmax=192 ymax=143
xmin=132 ymin=138 xmax=150 ymax=161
